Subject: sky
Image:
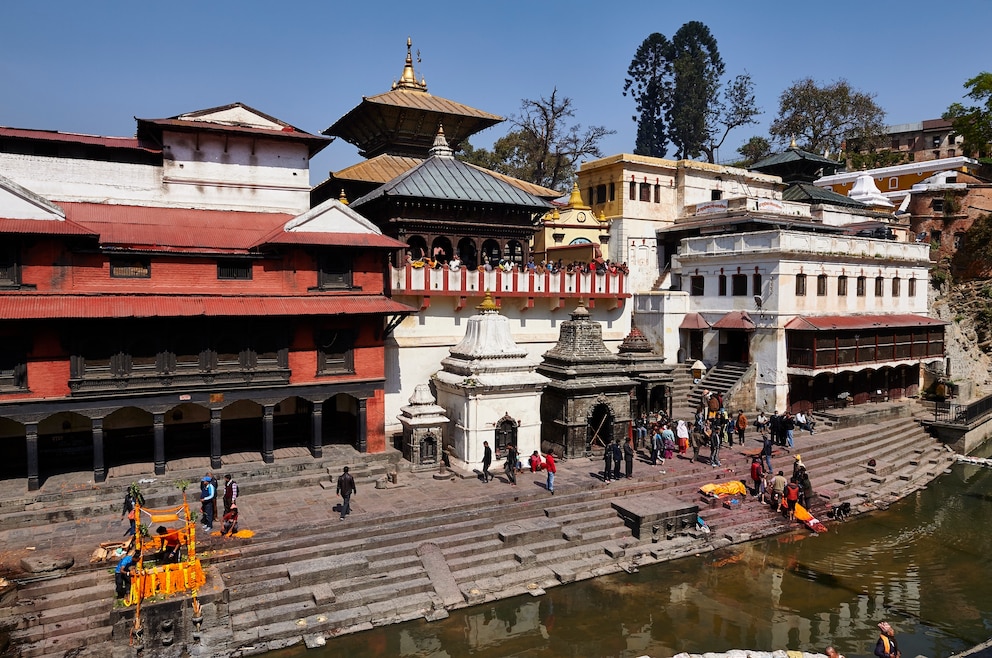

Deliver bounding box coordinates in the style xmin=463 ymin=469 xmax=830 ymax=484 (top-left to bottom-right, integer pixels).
xmin=3 ymin=0 xmax=992 ymax=188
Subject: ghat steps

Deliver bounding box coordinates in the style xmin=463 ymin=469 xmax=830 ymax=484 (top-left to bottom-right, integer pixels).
xmin=0 ymin=405 xmax=956 ymax=657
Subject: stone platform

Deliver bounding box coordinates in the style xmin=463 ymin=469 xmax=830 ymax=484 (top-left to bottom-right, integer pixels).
xmin=611 ymin=493 xmax=698 ymax=540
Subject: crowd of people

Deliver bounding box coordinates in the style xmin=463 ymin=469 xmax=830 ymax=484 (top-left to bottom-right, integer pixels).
xmin=404 ymin=252 xmax=629 ymax=276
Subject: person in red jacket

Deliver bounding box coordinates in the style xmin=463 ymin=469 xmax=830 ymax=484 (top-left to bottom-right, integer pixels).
xmin=545 ymin=450 xmax=557 ymax=495
xmin=749 ymin=456 xmax=764 ymax=498
xmin=784 ymin=479 xmax=801 ymax=520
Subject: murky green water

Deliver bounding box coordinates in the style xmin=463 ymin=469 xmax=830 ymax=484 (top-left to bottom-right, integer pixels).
xmin=265 ymin=455 xmax=992 ymax=658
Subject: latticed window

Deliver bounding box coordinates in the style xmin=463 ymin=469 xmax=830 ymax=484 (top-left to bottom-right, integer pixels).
xmin=316 ymin=329 xmax=355 ymax=375
xmin=217 ymin=259 xmax=252 ymax=280
xmin=110 ymin=257 xmax=151 ymax=279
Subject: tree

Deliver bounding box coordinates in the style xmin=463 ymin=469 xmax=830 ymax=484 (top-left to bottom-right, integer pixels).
xmin=735 ymin=136 xmax=772 ymax=166
xmin=769 ymin=78 xmax=886 ymax=155
xmin=459 ymin=89 xmax=614 ymax=192
xmin=624 ymin=24 xmax=759 ymax=163
xmin=702 ymin=73 xmax=761 ymax=163
xmin=668 ymin=21 xmax=724 ymax=161
xmin=623 ymin=32 xmax=673 ymax=158
xmin=944 ymin=72 xmax=992 ymax=159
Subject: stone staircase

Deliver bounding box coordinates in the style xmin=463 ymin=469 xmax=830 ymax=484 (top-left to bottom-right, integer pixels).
xmin=0 ymin=445 xmax=404 ymax=534
xmin=0 ymin=409 xmax=957 ymax=658
xmin=687 ymin=362 xmax=750 ymax=412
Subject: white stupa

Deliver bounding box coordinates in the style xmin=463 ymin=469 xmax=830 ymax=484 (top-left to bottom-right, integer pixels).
xmin=848 ymin=172 xmax=895 ymax=208
xmin=433 ymin=292 xmax=549 ymax=472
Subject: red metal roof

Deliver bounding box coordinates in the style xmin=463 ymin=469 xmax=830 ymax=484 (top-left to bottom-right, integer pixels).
xmin=679 ymin=312 xmax=711 ymax=330
xmin=0 ymin=127 xmax=159 ymax=152
xmin=136 ymin=117 xmax=329 ymax=156
xmin=784 ymin=314 xmax=948 ymax=331
xmin=713 ymin=310 xmax=756 ymax=331
xmin=60 ymin=203 xmax=292 ymax=251
xmin=0 ymin=217 xmax=97 ymax=236
xmin=0 ymin=294 xmax=415 ymax=320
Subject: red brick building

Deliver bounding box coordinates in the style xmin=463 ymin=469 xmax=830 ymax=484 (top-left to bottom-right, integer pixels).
xmin=0 ymin=105 xmax=412 ymax=490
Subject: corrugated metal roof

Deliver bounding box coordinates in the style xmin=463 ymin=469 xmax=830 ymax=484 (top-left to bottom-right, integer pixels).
xmin=0 ymin=294 xmax=415 ymax=320
xmin=333 ymin=154 xmax=426 ymax=184
xmin=783 ymin=182 xmax=867 ymax=208
xmin=60 ymin=203 xmax=291 ymax=251
xmin=254 ymin=230 xmax=406 ymax=249
xmin=0 ymin=127 xmax=158 ymax=152
xmin=679 ymin=313 xmax=711 ymax=330
xmin=784 ymin=314 xmax=948 ymax=331
xmin=713 ymin=310 xmax=756 ymax=331
xmin=464 ymin=164 xmax=562 ymax=199
xmin=351 ymin=156 xmax=552 ymax=210
xmin=136 ymin=114 xmax=330 ymax=156
xmin=0 ymin=217 xmax=96 ymax=236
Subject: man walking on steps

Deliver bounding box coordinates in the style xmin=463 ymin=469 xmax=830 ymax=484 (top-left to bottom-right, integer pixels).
xmin=545 ymin=449 xmax=557 ymax=494
xmin=336 ymin=466 xmax=357 ymax=520
xmin=481 ymin=440 xmax=493 ymax=483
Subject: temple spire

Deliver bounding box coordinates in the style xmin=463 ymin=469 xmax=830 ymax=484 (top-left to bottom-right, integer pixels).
xmin=429 ymin=124 xmax=454 ymax=159
xmin=393 ymin=37 xmax=428 ymax=91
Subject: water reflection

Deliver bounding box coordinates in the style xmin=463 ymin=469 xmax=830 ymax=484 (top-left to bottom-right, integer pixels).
xmin=266 ymin=458 xmax=992 ymax=658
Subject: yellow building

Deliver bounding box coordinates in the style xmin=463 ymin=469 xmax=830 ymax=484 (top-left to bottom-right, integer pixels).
xmin=532 ymin=184 xmax=611 ymax=265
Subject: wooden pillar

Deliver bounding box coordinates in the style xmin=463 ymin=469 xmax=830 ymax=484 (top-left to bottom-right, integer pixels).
xmin=92 ymin=418 xmax=106 ymax=483
xmin=153 ymin=413 xmax=166 ymax=475
xmin=311 ymin=406 xmax=323 ymax=459
xmin=210 ymin=408 xmax=222 ymax=470
xmin=357 ymin=398 xmax=368 ymax=453
xmin=26 ymin=422 xmax=39 ymax=491
xmin=262 ymin=405 xmax=275 ymax=464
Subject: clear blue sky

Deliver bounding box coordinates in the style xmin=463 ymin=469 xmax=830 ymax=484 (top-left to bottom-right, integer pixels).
xmin=3 ymin=0 xmax=991 ymax=185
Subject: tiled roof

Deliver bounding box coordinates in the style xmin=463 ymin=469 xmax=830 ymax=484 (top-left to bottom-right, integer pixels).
xmin=351 ymin=156 xmax=552 ymax=210
xmin=0 ymin=294 xmax=415 ymax=320
xmin=333 ymin=154 xmax=426 ymax=184
xmin=784 ymin=314 xmax=947 ymax=331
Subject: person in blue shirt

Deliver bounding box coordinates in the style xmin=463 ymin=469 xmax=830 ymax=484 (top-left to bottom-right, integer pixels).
xmin=200 ymin=475 xmax=216 ymax=531
xmin=115 ymin=549 xmax=139 ymax=599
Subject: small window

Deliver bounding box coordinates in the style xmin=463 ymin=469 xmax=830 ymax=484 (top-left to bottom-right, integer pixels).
xmin=857 ymin=276 xmax=866 ymax=297
xmin=888 ymin=177 xmax=899 ymax=190
xmin=110 ymin=257 xmax=151 ymax=279
xmin=718 ymin=274 xmax=728 ymax=296
xmin=596 ymin=184 xmax=607 ymax=204
xmin=731 ymin=274 xmax=747 ymax=296
xmin=932 ymin=135 xmax=942 ymax=148
xmin=318 ymin=251 xmax=353 ymax=290
xmin=838 ymin=275 xmax=848 ymax=296
xmin=931 ymin=230 xmax=942 ymax=246
xmin=609 ymin=182 xmax=616 ymax=201
xmin=948 ymin=148 xmax=956 ymax=157
xmin=639 ymin=183 xmax=651 ymax=202
xmin=654 ymin=184 xmax=661 ymax=203
xmin=0 ymin=343 xmax=28 ymax=390
xmin=690 ymin=276 xmax=705 ymax=296
xmin=931 ymin=198 xmax=944 ymax=213
xmin=909 ymin=277 xmax=917 ymax=297
xmin=875 ymin=277 xmax=884 ymax=297
xmin=892 ymin=277 xmax=901 ymax=297
xmin=954 ymin=233 xmax=964 ymax=249
xmin=890 ymin=137 xmax=900 ymax=150
xmin=629 ymin=181 xmax=637 ymax=200
xmin=816 ymin=274 xmax=827 ymax=296
xmin=316 ymin=329 xmax=355 ymax=375
xmin=0 ymin=243 xmax=21 ymax=287
xmin=752 ymin=273 xmax=762 ymax=296
xmin=218 ymin=259 xmax=252 ymax=280
xmin=795 ymin=273 xmax=807 ymax=297
xmin=711 ymin=190 xmax=723 ymax=201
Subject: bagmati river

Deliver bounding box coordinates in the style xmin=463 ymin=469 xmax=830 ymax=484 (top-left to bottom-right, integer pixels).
xmin=265 ymin=446 xmax=992 ymax=658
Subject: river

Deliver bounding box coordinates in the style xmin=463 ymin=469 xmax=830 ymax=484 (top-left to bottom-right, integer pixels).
xmin=264 ymin=451 xmax=992 ymax=658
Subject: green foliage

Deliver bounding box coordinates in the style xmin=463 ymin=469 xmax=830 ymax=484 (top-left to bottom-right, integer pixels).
xmin=623 ymin=32 xmax=673 ymax=158
xmin=943 ymin=72 xmax=992 ymax=158
xmin=981 ymin=285 xmax=992 ymax=299
xmin=952 ymin=212 xmax=992 ymax=278
xmin=624 ymin=23 xmax=759 ymax=163
xmin=847 ymin=149 xmax=908 ymax=170
xmin=930 ymin=268 xmax=948 ymax=287
xmin=736 ymin=136 xmax=772 ymax=166
xmin=458 ymin=89 xmax=613 ymax=192
xmin=770 ymin=78 xmax=886 ymax=154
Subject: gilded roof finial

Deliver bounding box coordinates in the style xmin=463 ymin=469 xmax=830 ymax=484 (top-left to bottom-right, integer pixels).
xmin=429 ymin=123 xmax=454 ymax=158
xmin=567 ymin=183 xmax=583 ymax=207
xmin=790 ymin=135 xmax=798 ymax=149
xmin=476 ymin=290 xmax=499 ymax=313
xmin=338 ymin=189 xmax=349 ymax=205
xmin=393 ymin=37 xmax=428 ymax=91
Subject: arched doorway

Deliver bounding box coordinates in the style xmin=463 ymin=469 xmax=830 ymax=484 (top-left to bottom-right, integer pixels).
xmin=431 ymin=236 xmax=453 ymax=263
xmin=481 ymin=239 xmax=501 ymax=267
xmin=406 ymin=235 xmax=428 ymax=260
xmin=104 ymin=407 xmax=154 ymax=472
xmin=221 ymin=399 xmax=263 ymax=457
xmin=323 ymin=394 xmax=358 ymax=448
xmin=274 ymin=396 xmax=312 ymax=450
xmin=164 ymin=403 xmax=210 ymax=465
xmin=457 ymin=237 xmax=478 ymax=270
xmin=504 ymin=240 xmax=524 ymax=265
xmin=494 ymin=413 xmax=518 ymax=452
xmin=0 ymin=417 xmax=26 ymax=481
xmin=38 ymin=412 xmax=93 ymax=484
xmin=587 ymin=403 xmax=614 ymax=452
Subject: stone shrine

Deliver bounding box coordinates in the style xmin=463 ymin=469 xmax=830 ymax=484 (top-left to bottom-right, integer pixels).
xmin=616 ymin=323 xmax=675 ymax=419
xmin=397 ymin=384 xmax=451 ymax=472
xmin=433 ymin=293 xmax=548 ymax=472
xmin=538 ymin=300 xmax=636 ymax=458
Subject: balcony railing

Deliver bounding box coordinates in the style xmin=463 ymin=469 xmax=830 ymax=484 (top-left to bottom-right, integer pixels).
xmin=389 ymin=265 xmax=629 ymax=309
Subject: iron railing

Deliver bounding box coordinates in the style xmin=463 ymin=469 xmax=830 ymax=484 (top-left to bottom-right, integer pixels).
xmin=933 ymin=393 xmax=992 ymax=425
